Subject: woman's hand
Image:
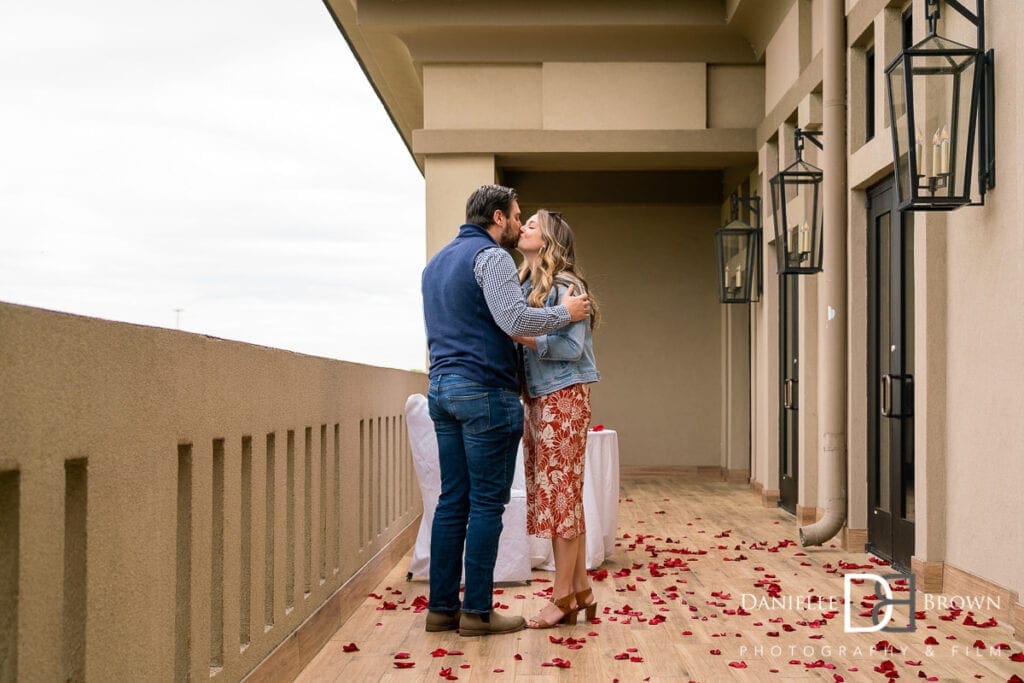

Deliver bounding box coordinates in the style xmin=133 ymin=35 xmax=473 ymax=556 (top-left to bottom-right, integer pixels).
xmin=512 ymin=335 xmax=538 ymax=350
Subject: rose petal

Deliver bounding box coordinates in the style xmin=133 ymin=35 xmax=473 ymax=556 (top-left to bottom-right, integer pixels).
xmin=342 ymin=642 xmax=359 ymax=653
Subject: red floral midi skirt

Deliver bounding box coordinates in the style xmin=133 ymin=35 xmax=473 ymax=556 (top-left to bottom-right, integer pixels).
xmin=524 ymin=383 xmax=592 ymax=540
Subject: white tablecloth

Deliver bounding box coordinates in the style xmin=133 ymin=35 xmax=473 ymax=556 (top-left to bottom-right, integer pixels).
xmin=528 ymin=429 xmax=620 ymax=570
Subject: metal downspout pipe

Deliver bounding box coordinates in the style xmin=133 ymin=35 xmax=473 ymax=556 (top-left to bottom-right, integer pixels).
xmin=800 ymin=0 xmax=848 ymax=546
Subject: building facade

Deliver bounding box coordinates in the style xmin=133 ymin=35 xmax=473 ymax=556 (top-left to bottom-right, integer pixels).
xmin=327 ymin=0 xmax=1022 ymax=634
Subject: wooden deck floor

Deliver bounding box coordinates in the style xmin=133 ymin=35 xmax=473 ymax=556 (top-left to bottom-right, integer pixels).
xmin=297 ymin=475 xmax=1023 ymax=682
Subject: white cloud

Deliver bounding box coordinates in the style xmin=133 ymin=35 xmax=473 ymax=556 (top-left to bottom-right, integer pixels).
xmin=0 ymin=0 xmax=426 ymax=370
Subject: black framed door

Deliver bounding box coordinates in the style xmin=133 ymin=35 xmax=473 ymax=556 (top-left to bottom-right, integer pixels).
xmin=778 ymin=274 xmax=799 ymax=514
xmin=867 ymin=177 xmax=916 ymax=570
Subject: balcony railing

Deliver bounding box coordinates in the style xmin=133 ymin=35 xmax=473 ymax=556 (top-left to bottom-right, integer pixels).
xmin=0 ymin=302 xmax=426 ymax=680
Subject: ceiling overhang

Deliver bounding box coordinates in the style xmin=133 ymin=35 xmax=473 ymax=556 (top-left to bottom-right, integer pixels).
xmin=322 ymin=0 xmax=791 ymax=174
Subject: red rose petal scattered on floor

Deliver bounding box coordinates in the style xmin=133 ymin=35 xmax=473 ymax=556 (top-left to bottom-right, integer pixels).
xmin=1010 ymin=652 xmax=1024 ymax=662
xmin=459 ymin=664 xmax=470 ymax=669
xmin=431 ymin=648 xmax=448 ymax=657
xmin=446 ymin=650 xmax=463 ymax=656
xmin=630 ymin=656 xmax=644 ymax=663
xmin=614 ymin=653 xmax=629 ymax=660
xmin=542 ymin=658 xmax=571 ymax=668
xmin=924 ymin=636 xmax=940 ymax=645
xmin=492 ymin=669 xmax=504 ymax=674
xmin=728 ymin=661 xmax=747 ymax=668
xmin=973 ymin=640 xmax=986 ymax=649
xmin=394 ymin=652 xmax=411 ymax=659
xmin=342 ymin=643 xmax=359 ymax=652
xmin=588 ymin=631 xmax=599 ymax=637
xmin=709 ymin=649 xmax=721 ymax=655
xmin=1008 ymin=675 xmax=1024 ymax=683
xmin=393 ymin=662 xmax=415 ymax=669
xmin=514 ymin=654 xmax=523 ymax=661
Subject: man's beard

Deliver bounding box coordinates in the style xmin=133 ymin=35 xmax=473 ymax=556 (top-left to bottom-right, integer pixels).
xmin=498 ymin=223 xmax=519 ymax=249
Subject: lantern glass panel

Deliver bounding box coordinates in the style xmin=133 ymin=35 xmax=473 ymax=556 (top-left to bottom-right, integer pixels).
xmin=770 ymin=160 xmax=823 ymax=274
xmin=887 ymin=34 xmax=981 ymax=209
xmin=715 ymin=220 xmax=758 ymax=303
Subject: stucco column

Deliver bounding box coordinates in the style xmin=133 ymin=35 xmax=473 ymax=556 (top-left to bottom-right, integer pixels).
xmin=914 ymin=213 xmax=948 ymax=567
xmin=724 ymin=304 xmax=751 ymax=482
xmin=755 ymin=140 xmax=781 ymax=505
xmin=801 ymin=0 xmax=847 ymax=546
xmin=425 ymin=155 xmax=496 ymax=260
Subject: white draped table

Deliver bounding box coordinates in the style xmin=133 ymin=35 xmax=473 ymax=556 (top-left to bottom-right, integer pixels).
xmin=527 ymin=429 xmax=620 ymax=570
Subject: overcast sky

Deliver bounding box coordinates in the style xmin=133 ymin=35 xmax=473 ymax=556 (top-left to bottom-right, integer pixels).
xmin=0 ymin=2 xmax=427 ymax=371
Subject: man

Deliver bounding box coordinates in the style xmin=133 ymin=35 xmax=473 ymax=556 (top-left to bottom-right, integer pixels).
xmin=421 ymin=184 xmax=591 ymax=636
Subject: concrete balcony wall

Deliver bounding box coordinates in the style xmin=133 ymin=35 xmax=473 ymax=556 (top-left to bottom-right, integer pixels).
xmin=0 ymin=302 xmax=426 ymax=681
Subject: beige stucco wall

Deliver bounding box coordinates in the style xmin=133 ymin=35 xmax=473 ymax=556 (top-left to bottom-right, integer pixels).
xmin=0 ymin=302 xmax=426 ymax=681
xmin=764 ymin=1 xmax=805 ymax=114
xmin=523 ymin=203 xmax=723 ymax=468
xmin=542 ymin=63 xmax=707 ymax=131
xmin=425 ymin=154 xmax=496 ymax=258
xmin=423 ymin=64 xmax=542 ymax=130
xmin=939 ymin=0 xmax=1024 ymax=599
xmin=707 ymin=65 xmax=767 ymax=129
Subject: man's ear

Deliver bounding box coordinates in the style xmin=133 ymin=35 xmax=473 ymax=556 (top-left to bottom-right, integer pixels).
xmin=491 ymin=209 xmax=505 ymax=227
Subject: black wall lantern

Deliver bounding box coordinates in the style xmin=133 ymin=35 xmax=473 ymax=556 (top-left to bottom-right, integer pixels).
xmin=715 ymin=193 xmax=762 ymax=304
xmin=770 ymin=128 xmax=824 ymax=274
xmin=885 ymin=0 xmax=995 ymax=210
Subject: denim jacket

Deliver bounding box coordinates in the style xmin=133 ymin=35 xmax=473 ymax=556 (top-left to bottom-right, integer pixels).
xmin=520 ymin=275 xmax=601 ymax=398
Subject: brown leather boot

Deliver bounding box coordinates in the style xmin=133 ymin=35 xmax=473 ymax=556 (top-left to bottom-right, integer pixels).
xmin=425 ymin=610 xmax=461 ymax=632
xmin=458 ymin=611 xmax=527 ymax=637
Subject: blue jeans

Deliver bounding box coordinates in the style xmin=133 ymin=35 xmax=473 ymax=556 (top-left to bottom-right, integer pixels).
xmin=427 ymin=374 xmax=523 ymax=615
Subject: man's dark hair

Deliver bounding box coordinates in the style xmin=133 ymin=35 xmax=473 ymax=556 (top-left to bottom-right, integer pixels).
xmin=465 ymin=184 xmax=517 ymax=227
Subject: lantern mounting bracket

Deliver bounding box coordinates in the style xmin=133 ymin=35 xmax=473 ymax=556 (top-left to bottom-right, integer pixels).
xmin=731 ymin=193 xmax=763 ymax=298
xmin=730 ymin=192 xmax=762 ymax=224
xmin=794 ymin=128 xmax=824 ymax=162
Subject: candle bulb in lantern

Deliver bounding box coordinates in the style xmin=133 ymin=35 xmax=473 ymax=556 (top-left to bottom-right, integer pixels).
xmin=932 ymin=128 xmax=942 ymax=178
xmin=798 ymin=222 xmax=810 ymax=254
xmin=915 ymin=127 xmax=926 ymax=176
xmin=940 ymin=125 xmax=950 ymax=174
xmin=787 ymin=224 xmax=797 ymax=254
xmin=735 ymin=266 xmax=745 ymax=289
xmin=724 ymin=265 xmax=732 ymax=290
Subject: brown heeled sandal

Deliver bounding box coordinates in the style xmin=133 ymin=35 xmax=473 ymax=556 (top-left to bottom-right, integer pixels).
xmin=526 ymin=594 xmax=578 ymax=629
xmin=574 ymin=587 xmax=598 ymax=622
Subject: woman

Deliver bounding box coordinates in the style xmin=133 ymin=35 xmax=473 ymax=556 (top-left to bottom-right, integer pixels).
xmin=513 ymin=209 xmax=601 ymax=629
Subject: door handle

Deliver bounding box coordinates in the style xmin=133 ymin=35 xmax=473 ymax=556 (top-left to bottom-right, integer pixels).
xmin=881 ymin=374 xmax=893 ymax=417
xmin=783 ymin=378 xmax=796 ymax=409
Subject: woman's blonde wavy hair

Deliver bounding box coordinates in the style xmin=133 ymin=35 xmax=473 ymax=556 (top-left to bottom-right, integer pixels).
xmin=518 ymin=209 xmax=600 ymax=328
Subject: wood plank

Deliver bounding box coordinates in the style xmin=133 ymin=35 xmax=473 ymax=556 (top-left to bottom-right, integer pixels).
xmin=298 ymin=476 xmax=1024 ymax=683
